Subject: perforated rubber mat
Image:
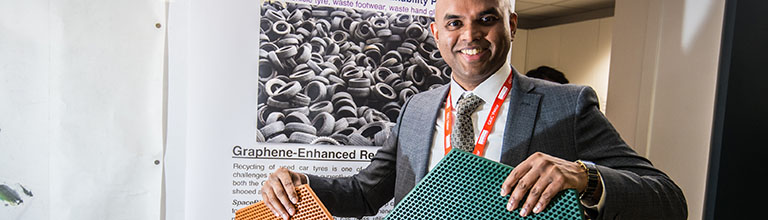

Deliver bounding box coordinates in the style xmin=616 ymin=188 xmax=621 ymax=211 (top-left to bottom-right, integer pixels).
xmin=385 ymin=149 xmax=585 ymax=219
xmin=235 ymin=184 xmax=333 ymax=220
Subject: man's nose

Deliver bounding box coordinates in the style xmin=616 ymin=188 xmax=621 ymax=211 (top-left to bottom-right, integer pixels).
xmin=460 ymin=22 xmax=484 ymax=42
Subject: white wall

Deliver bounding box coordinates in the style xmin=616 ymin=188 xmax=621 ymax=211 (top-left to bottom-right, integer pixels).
xmin=0 ymin=0 xmax=166 ymax=219
xmin=0 ymin=1 xmax=51 ymax=218
xmin=606 ymin=0 xmax=725 ymax=219
xmin=511 ymin=18 xmax=613 ymax=111
xmin=510 ymin=29 xmax=528 ymax=73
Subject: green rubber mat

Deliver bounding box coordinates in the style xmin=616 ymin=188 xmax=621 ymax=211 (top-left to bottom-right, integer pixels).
xmin=385 ymin=149 xmax=585 ymax=219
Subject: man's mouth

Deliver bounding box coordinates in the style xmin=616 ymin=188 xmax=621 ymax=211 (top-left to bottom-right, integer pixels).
xmin=457 ymin=47 xmax=488 ymax=62
xmin=460 ymin=48 xmax=484 ymax=55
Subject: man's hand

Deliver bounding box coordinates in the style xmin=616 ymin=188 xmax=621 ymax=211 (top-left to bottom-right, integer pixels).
xmin=499 ymin=152 xmax=588 ymax=217
xmin=261 ymin=167 xmax=308 ymax=220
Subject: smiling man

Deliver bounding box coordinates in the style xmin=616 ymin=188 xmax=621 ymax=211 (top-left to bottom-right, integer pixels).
xmin=261 ymin=0 xmax=688 ymax=219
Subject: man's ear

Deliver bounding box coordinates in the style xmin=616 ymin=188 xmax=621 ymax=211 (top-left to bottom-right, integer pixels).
xmin=509 ymin=12 xmax=518 ymax=41
xmin=430 ymin=22 xmax=439 ymax=41
xmin=430 ymin=22 xmax=440 ymax=50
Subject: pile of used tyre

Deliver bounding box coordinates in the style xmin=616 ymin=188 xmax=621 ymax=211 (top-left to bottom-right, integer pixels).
xmin=257 ymin=1 xmax=450 ymax=146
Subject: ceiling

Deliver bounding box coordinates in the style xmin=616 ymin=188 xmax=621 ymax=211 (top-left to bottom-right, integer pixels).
xmin=515 ymin=0 xmax=615 ymax=29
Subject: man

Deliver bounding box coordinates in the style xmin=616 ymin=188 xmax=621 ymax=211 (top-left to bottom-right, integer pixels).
xmin=261 ymin=0 xmax=687 ymax=219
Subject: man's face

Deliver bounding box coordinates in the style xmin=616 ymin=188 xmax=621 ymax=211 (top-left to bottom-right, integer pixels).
xmin=431 ymin=0 xmax=517 ymax=87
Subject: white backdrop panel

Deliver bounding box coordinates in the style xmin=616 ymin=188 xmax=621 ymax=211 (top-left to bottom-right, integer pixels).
xmin=0 ymin=0 xmax=165 ymax=219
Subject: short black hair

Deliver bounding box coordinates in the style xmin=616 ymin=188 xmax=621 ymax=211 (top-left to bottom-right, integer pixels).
xmin=526 ymin=66 xmax=569 ymax=84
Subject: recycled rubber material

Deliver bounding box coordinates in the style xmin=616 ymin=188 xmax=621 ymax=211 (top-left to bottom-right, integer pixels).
xmin=310 ymin=136 xmax=341 ymax=145
xmin=285 ymin=122 xmax=317 ymax=135
xmin=259 ymin=121 xmax=285 ymax=138
xmin=289 ymin=131 xmax=317 ymax=144
xmin=312 ymin=112 xmax=335 ymax=136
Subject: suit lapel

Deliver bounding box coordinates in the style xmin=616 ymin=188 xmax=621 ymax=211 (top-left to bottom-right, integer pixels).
xmin=404 ymin=84 xmax=449 ymax=181
xmin=500 ymin=72 xmax=542 ymax=166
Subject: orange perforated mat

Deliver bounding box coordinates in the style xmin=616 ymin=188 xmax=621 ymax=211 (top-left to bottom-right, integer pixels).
xmin=235 ymin=184 xmax=333 ymax=220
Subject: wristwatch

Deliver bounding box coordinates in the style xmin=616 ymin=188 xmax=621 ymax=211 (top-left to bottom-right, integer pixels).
xmin=576 ymin=160 xmax=600 ymax=203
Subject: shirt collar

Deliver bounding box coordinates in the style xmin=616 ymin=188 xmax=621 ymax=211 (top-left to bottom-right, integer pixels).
xmin=450 ymin=62 xmax=512 ymax=107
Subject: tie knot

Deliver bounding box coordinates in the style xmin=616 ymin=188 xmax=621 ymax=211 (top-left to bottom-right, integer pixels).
xmin=456 ymin=94 xmax=484 ymax=115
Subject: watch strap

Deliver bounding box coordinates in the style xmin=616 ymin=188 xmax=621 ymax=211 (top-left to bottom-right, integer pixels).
xmin=576 ymin=160 xmax=599 ymax=203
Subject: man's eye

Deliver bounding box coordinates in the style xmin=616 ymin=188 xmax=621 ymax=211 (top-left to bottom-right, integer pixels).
xmin=480 ymin=16 xmax=499 ymax=24
xmin=447 ymin=20 xmax=462 ymax=28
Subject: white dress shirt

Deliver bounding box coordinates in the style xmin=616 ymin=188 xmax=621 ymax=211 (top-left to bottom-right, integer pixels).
xmin=428 ymin=63 xmax=512 ymax=170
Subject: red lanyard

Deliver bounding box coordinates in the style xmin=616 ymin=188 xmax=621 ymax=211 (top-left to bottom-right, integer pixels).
xmin=444 ymin=70 xmax=514 ymax=156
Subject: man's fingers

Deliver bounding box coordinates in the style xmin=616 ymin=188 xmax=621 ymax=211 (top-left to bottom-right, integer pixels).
xmin=261 ymin=190 xmax=278 ymax=218
xmin=261 ymin=167 xmax=306 ymax=220
xmin=501 ymin=162 xmax=531 ymax=196
xmin=520 ymin=173 xmax=554 ymax=216
xmin=534 ymin=176 xmax=564 ymax=214
xmin=278 ymin=172 xmax=300 ymax=204
xmin=270 ymin=175 xmax=296 ymax=216
xmin=291 ymin=172 xmax=307 ymax=186
xmin=500 ymin=170 xmax=517 ymax=196
xmin=506 ymin=168 xmax=539 ymax=212
xmin=265 ymin=169 xmax=299 ymax=218
xmin=263 ymin=182 xmax=290 ymax=219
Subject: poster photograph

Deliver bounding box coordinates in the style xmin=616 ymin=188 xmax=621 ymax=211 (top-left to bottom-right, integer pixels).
xmin=255 ymin=0 xmax=447 ymax=146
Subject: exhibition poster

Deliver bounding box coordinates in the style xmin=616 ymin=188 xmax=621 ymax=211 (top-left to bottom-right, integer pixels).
xmin=230 ymin=0 xmax=445 ymax=219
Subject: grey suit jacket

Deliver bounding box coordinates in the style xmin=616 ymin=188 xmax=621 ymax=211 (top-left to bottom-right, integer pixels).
xmin=308 ymin=72 xmax=687 ymax=219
